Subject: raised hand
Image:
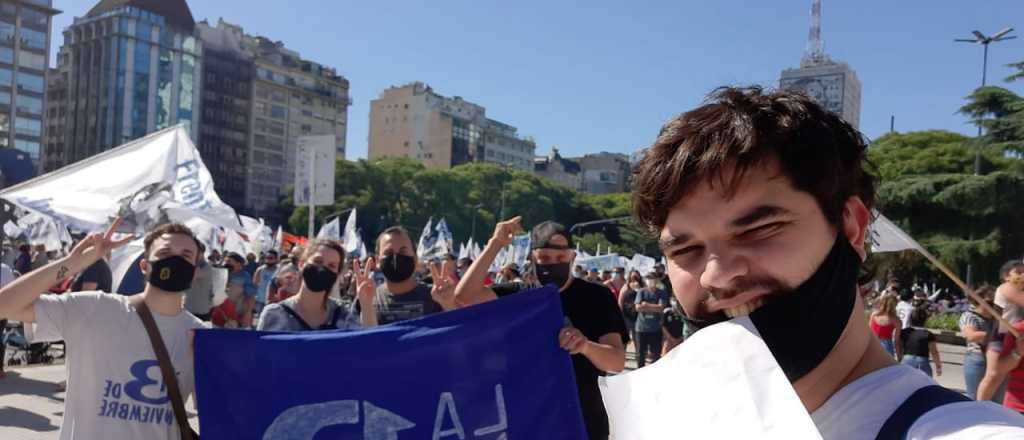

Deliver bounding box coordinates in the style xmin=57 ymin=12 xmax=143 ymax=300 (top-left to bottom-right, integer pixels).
xmin=489 ymin=216 xmax=523 ymax=249
xmin=352 ymin=257 xmax=377 ymax=306
xmin=430 ymin=259 xmax=457 ymax=310
xmin=70 ymin=217 xmax=134 ymax=264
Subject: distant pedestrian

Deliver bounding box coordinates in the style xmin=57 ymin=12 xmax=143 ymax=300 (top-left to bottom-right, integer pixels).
xmin=898 ymin=305 xmax=941 ymax=377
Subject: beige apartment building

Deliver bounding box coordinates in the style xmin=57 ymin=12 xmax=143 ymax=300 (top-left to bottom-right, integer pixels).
xmin=369 ymin=82 xmax=534 ymax=171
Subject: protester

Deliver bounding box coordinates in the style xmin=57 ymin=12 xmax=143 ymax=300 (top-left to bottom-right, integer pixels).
xmin=30 ymin=244 xmax=50 ymax=271
xmin=651 ymin=263 xmax=672 ymax=296
xmin=979 ymin=261 xmax=1024 ymax=403
xmin=211 ymin=279 xmax=245 ymax=328
xmin=604 ymin=267 xmax=626 ymax=300
xmin=269 ymin=263 xmax=300 ymax=304
xmin=455 ymin=217 xmax=628 ymax=440
xmin=207 ymin=249 xmax=223 ymax=266
xmin=243 ymin=252 xmax=258 ymax=275
xmin=251 ymin=250 xmax=280 ymax=317
xmin=628 ymin=86 xmax=1024 ymax=436
xmin=634 ymin=272 xmax=669 ymax=367
xmin=896 ymin=288 xmax=915 ymax=330
xmin=574 ymin=265 xmax=586 ymax=279
xmin=13 ymin=243 xmax=31 ymax=274
xmin=661 ymin=297 xmax=686 ymax=356
xmin=987 ymin=317 xmax=1024 ymax=414
xmin=897 ymin=305 xmax=941 ymax=377
xmin=961 ymin=286 xmax=1003 ymax=401
xmin=258 ymin=239 xmax=378 ymax=331
xmin=869 ymin=295 xmax=901 ymax=358
xmin=355 ymin=226 xmax=453 ymax=325
xmin=0 ymin=219 xmax=206 ymax=439
xmin=619 ymin=271 xmax=642 ymax=349
xmin=184 ymin=247 xmax=216 ymax=321
xmin=996 ymin=260 xmax=1024 ymax=328
xmin=70 ymin=250 xmax=113 ymax=293
xmin=224 ymin=252 xmax=257 ymax=327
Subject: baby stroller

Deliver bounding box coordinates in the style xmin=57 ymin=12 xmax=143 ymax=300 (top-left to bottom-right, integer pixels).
xmin=2 ymin=322 xmax=54 ymax=367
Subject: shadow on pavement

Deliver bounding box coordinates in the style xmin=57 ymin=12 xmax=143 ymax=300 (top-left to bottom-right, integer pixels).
xmin=0 ymin=406 xmax=59 ymax=432
xmin=0 ymin=370 xmax=65 ymax=402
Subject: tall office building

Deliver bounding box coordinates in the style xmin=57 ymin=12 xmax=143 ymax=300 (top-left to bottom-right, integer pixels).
xmin=369 ymin=82 xmax=535 ymax=171
xmin=196 ymin=19 xmax=349 ymax=222
xmin=779 ymin=0 xmax=861 ymax=129
xmin=0 ymin=0 xmax=59 ymax=166
xmin=42 ymin=0 xmax=202 ymax=171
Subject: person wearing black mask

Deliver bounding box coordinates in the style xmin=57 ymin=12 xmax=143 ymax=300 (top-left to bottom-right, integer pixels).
xmin=354 ymin=226 xmax=454 ymax=325
xmin=0 ymin=219 xmax=206 ymax=440
xmin=628 ymin=87 xmax=1024 ymax=437
xmin=455 ymin=218 xmax=628 ymax=440
xmin=258 ymin=239 xmax=377 ymax=331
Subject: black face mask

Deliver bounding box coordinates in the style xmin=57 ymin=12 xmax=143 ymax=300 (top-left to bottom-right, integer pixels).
xmin=682 ymin=235 xmax=861 ymax=383
xmin=302 ymin=263 xmax=338 ymax=292
xmin=380 ymin=254 xmax=416 ymax=283
xmin=536 ymin=262 xmax=572 ymax=288
xmin=147 ymin=256 xmax=196 ymax=293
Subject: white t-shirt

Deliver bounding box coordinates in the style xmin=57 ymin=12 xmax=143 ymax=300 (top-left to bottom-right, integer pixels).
xmin=896 ymin=301 xmax=914 ymax=329
xmin=812 ymin=364 xmax=1024 ymax=439
xmin=29 ymin=292 xmax=205 ymax=440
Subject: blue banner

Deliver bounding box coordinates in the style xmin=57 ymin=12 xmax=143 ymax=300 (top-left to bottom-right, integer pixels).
xmin=194 ymin=286 xmax=588 ymax=439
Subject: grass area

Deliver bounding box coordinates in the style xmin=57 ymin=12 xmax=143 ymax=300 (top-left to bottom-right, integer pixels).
xmin=925 ymin=313 xmax=961 ymax=332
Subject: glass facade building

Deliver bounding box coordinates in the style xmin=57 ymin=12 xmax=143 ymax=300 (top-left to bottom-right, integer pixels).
xmin=0 ymin=0 xmax=58 ymax=165
xmin=43 ymin=0 xmax=201 ymax=171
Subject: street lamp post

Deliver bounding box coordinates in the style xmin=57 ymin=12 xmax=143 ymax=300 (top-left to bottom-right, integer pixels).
xmin=955 ymin=27 xmax=1016 ymax=174
xmin=955 ymin=28 xmax=1015 ymax=288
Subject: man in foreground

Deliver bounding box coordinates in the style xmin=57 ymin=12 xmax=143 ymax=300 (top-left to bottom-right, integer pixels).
xmin=629 ymin=86 xmax=1024 ymax=437
xmin=456 ymin=218 xmax=627 ymax=440
xmin=0 ymin=219 xmax=205 ymax=439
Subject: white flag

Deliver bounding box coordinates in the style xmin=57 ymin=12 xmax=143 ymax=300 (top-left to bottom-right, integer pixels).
xmin=868 ymin=211 xmax=924 ymax=253
xmin=274 ymin=226 xmax=283 ymax=252
xmin=342 ymin=209 xmax=359 ymax=253
xmin=0 ymin=125 xmax=243 ymax=234
xmin=417 ymin=217 xmax=434 ymax=257
xmin=3 ymin=220 xmax=23 ymax=239
xmin=317 ymin=217 xmax=341 ymax=241
xmin=458 ymin=241 xmax=469 ymax=260
xmin=110 ymin=237 xmax=145 ymax=293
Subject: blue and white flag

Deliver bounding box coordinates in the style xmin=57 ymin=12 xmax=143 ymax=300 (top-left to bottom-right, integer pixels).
xmin=195 ymin=286 xmax=588 ymax=440
xmin=416 ymin=217 xmax=434 ymax=257
xmin=342 ymin=208 xmax=360 ymax=254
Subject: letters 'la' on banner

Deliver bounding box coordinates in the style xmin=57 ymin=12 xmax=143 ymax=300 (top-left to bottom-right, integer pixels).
xmin=194 ymin=286 xmax=588 ymax=439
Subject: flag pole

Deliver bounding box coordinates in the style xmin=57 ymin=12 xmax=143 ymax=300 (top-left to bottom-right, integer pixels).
xmin=911 ymin=246 xmax=1019 ymax=338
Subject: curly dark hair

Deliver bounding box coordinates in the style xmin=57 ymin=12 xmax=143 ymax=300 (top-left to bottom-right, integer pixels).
xmin=631 ymin=86 xmax=877 ymax=233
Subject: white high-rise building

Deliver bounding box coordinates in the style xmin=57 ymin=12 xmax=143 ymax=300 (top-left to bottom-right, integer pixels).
xmin=779 ymin=0 xmax=861 ymax=129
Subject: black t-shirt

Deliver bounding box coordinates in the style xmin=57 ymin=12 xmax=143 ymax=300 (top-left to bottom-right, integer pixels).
xmin=901 ymin=328 xmax=935 ymax=357
xmin=354 ymin=282 xmax=444 ymax=325
xmin=72 ymin=259 xmax=112 ymax=293
xmin=492 ymin=278 xmax=629 ymax=439
xmin=662 ymin=308 xmax=685 ymax=339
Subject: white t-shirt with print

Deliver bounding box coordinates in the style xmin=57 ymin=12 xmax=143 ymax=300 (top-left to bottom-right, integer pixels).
xmin=29 ymin=292 xmax=204 ymax=440
xmin=812 ymin=364 xmax=1024 ymax=439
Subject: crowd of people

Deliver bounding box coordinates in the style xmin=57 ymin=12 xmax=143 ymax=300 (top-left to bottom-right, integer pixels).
xmin=2 ymin=86 xmax=1024 ymax=439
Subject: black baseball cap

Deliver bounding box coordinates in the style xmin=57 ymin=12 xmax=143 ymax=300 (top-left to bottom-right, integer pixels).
xmin=530 ymin=221 xmax=573 ymax=250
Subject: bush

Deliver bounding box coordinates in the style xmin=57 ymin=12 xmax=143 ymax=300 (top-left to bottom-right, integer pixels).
xmin=925 ymin=313 xmax=961 ymax=332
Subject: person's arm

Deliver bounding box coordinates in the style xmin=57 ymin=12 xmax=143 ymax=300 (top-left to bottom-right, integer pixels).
xmin=454 ymin=217 xmax=521 ymax=307
xmin=929 ymin=341 xmax=942 ymax=376
xmin=0 ymin=220 xmax=130 ymax=322
xmin=894 ymin=329 xmax=904 ymax=362
xmin=978 ymin=333 xmax=1024 ymax=400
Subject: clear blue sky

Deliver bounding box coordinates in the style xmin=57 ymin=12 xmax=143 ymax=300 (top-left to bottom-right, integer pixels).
xmin=52 ymin=0 xmax=1024 ymax=159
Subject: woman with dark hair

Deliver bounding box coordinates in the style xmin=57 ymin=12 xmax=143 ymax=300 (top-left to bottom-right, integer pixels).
xmin=618 ymin=270 xmax=644 ymax=361
xmin=898 ymin=305 xmax=941 ymax=377
xmin=257 ymin=240 xmax=377 ymax=331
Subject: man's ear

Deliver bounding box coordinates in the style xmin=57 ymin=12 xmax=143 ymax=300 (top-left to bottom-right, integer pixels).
xmin=138 ymin=257 xmax=149 ymax=278
xmin=842 ymin=196 xmax=871 ymax=261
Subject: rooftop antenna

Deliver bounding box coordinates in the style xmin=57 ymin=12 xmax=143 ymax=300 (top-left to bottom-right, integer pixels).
xmin=801 ymin=0 xmax=827 ymax=67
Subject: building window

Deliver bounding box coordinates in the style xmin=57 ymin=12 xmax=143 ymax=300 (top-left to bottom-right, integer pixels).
xmin=16 ymin=72 xmax=42 ymax=93
xmin=19 ymin=27 xmax=45 ymax=51
xmin=15 ymin=117 xmax=40 ymax=137
xmin=17 ymin=50 xmax=45 ymax=70
xmin=0 ymin=90 xmax=9 ymax=104
xmin=270 ymin=104 xmax=286 ymax=119
xmin=20 ymin=8 xmax=48 ymax=30
xmin=0 ymin=5 xmax=15 ymax=22
xmin=0 ymin=47 xmax=10 ymax=64
xmin=15 ymin=139 xmax=39 ymax=158
xmin=0 ymin=21 xmax=12 ymax=46
xmin=16 ymin=94 xmax=42 ymax=115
